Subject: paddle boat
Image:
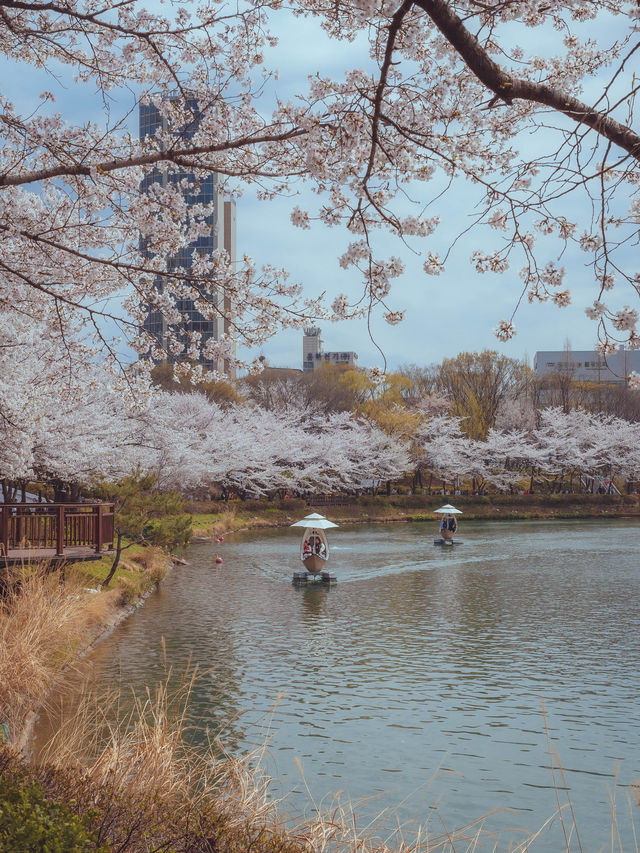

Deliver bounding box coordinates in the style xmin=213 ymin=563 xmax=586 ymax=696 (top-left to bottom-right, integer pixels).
xmin=433 ymin=503 xmax=463 ymax=546
xmin=290 ymin=512 xmax=338 ymax=582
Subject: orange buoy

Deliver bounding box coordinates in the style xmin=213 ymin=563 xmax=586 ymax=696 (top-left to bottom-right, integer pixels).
xmin=215 ymin=554 xmax=223 ymax=564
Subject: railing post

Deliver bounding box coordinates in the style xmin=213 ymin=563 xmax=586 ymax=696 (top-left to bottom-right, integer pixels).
xmin=56 ymin=505 xmax=64 ymax=556
xmin=95 ymin=504 xmax=103 ymax=554
xmin=0 ymin=507 xmax=7 ymax=556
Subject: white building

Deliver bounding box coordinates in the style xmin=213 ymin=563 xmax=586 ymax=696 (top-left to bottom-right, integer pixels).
xmin=302 ymin=327 xmax=358 ymax=373
xmin=534 ymin=346 xmax=640 ymax=383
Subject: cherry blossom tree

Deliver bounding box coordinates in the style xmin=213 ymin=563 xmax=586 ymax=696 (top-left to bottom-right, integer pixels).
xmin=411 ymin=414 xmax=475 ymax=490
xmin=137 ymin=393 xmax=410 ymax=495
xmin=532 ymin=407 xmax=640 ymax=492
xmin=2 ymin=0 xmax=640 ymax=375
xmin=0 ymin=298 xmax=156 ymax=499
xmin=483 ymin=426 xmax=547 ymax=492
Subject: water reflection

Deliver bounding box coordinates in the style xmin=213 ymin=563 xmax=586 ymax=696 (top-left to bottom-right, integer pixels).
xmin=37 ymin=519 xmax=640 ymax=850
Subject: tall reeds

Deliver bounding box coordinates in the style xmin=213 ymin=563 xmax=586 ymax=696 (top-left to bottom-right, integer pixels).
xmin=0 ymin=565 xmax=117 ymax=743
xmin=29 ymin=665 xmax=569 ymax=853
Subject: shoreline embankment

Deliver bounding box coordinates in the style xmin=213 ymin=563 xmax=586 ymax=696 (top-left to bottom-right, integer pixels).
xmin=1 ymin=547 xmax=172 ymax=755
xmin=190 ymin=492 xmax=640 ymax=540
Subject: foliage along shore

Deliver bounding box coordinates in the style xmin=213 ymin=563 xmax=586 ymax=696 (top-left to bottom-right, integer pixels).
xmin=189 ymin=492 xmax=640 ymax=540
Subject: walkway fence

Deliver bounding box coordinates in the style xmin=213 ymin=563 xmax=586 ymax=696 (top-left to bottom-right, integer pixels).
xmin=0 ymin=503 xmax=115 ymax=558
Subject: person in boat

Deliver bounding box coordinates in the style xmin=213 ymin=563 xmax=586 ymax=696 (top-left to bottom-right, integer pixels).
xmin=317 ymin=541 xmax=326 ymax=558
xmin=439 ymin=517 xmax=446 ymax=534
xmin=447 ymin=517 xmax=457 ymax=533
xmin=303 ymin=539 xmax=312 ymax=556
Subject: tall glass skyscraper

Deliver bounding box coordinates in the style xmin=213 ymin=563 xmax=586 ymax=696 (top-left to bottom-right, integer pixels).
xmin=139 ymin=98 xmax=236 ymax=376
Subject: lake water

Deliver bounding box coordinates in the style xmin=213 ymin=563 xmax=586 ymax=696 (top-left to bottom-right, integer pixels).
xmin=43 ymin=519 xmax=640 ymax=849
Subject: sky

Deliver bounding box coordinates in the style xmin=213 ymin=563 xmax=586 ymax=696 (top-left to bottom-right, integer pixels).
xmin=232 ymin=11 xmax=621 ymax=372
xmin=3 ymin=5 xmax=632 ymax=374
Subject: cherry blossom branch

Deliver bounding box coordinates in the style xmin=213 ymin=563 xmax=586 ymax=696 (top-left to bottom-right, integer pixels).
xmin=363 ymin=0 xmax=414 ymax=186
xmin=413 ymin=0 xmax=640 ymax=161
xmin=0 ymin=127 xmax=311 ymax=187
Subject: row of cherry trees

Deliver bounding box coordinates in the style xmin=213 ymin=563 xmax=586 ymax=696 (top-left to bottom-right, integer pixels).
xmin=0 ymin=319 xmax=410 ymax=498
xmin=2 ymin=319 xmax=639 ymax=497
xmin=413 ymin=410 xmax=640 ymax=493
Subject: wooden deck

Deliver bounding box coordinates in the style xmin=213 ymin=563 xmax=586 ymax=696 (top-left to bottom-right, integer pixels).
xmin=0 ymin=503 xmax=115 ymax=564
xmin=1 ymin=546 xmax=113 ymax=567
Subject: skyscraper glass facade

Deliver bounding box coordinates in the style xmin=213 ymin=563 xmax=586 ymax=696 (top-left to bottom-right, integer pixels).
xmin=139 ymin=99 xmax=223 ymax=370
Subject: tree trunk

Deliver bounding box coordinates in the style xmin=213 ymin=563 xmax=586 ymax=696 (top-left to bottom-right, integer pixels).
xmin=103 ymin=531 xmax=123 ymax=588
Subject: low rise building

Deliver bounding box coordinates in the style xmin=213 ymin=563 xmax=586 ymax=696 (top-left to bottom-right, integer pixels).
xmin=534 ymin=346 xmax=640 ymax=383
xmin=302 ymin=326 xmax=358 ymax=373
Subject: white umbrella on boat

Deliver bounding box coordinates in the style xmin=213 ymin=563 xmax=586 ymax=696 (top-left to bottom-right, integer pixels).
xmin=434 ymin=504 xmax=463 ymax=514
xmin=290 ymin=512 xmax=338 ymax=529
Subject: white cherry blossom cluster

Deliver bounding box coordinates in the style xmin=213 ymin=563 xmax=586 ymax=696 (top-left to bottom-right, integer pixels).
xmin=472 ymin=251 xmax=510 ymax=274
xmin=585 ymin=301 xmax=607 ymax=320
xmin=290 ymin=206 xmax=311 ymax=229
xmin=612 ymin=307 xmax=639 ymax=332
xmin=423 ymin=254 xmax=444 ymax=276
xmin=494 ymin=320 xmax=516 ymax=342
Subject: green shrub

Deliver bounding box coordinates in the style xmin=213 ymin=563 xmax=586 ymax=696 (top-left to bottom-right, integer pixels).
xmin=0 ymin=772 xmax=106 ymax=852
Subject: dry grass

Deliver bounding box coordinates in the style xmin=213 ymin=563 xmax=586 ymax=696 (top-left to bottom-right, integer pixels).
xmin=28 ymin=666 xmax=597 ymax=853
xmin=0 ymin=565 xmax=121 ymax=743
xmin=192 ymin=508 xmax=239 ymax=539
xmin=33 ymin=663 xmax=305 ymax=851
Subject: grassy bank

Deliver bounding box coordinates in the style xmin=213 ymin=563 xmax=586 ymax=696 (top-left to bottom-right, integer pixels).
xmin=1 ymin=671 xmax=616 ymax=853
xmin=0 ymin=547 xmax=171 ymax=750
xmin=190 ymin=492 xmax=640 ymax=539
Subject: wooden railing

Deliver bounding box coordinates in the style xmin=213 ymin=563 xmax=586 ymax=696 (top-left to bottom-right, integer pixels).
xmin=0 ymin=503 xmax=114 ymax=557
